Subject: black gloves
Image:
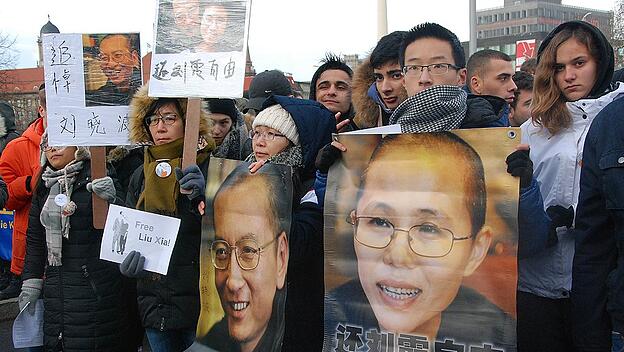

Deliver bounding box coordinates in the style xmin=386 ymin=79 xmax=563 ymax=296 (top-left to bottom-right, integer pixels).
xmin=545 ymin=205 xmax=575 ymax=246
xmin=315 ymin=143 xmax=342 ymax=174
xmin=506 ymin=149 xmax=533 ymax=189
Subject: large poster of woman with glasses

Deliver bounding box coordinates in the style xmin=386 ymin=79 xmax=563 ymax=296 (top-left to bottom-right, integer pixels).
xmin=194 ymin=158 xmax=292 ymax=352
xmin=83 ymin=33 xmax=142 ymax=107
xmin=323 ymin=130 xmax=519 ymax=352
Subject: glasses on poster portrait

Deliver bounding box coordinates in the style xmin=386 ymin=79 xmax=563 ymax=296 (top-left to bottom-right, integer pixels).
xmin=97 ymin=51 xmax=132 ymax=64
xmin=249 ymin=130 xmax=286 ymax=141
xmin=402 ymin=63 xmax=462 ymax=78
xmin=210 ymin=235 xmax=279 ymax=271
xmin=346 ymin=211 xmax=473 ymax=258
xmin=145 ymin=113 xmax=180 ymax=127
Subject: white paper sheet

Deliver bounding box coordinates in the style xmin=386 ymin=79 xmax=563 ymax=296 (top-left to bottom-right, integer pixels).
xmin=13 ymin=299 xmax=44 ymax=348
xmin=99 ymin=204 xmax=181 ymax=275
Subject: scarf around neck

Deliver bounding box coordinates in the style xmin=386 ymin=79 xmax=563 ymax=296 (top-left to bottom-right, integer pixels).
xmin=40 ymin=160 xmax=85 ymax=266
xmin=389 ymin=85 xmax=467 ymax=133
xmin=245 ymin=144 xmax=304 ymax=169
xmin=138 ymin=138 xmax=211 ymax=214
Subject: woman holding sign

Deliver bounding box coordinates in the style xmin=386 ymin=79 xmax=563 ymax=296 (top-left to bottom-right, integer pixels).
xmin=20 ymin=134 xmax=132 ymax=351
xmin=120 ymin=84 xmax=215 ymax=352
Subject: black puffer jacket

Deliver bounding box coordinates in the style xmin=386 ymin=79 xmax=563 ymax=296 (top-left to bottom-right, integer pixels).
xmin=22 ymin=162 xmax=131 ymax=352
xmin=126 ymin=157 xmax=208 ymax=331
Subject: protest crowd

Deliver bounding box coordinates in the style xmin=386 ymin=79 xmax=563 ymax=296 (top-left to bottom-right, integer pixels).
xmin=1 ymin=8 xmax=624 ymax=352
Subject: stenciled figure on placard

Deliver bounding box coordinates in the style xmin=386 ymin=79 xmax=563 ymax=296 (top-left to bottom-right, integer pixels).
xmin=112 ymin=210 xmax=129 ymax=255
xmin=83 ymin=33 xmax=142 ymax=107
xmin=324 ymin=133 xmax=516 ymax=351
xmin=198 ymin=162 xmax=291 ymax=352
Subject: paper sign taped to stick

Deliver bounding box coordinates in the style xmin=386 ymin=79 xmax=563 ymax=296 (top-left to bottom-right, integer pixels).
xmin=42 ymin=32 xmax=142 ymax=146
xmin=100 ymin=204 xmax=181 ymax=275
xmin=149 ymin=0 xmax=251 ymax=98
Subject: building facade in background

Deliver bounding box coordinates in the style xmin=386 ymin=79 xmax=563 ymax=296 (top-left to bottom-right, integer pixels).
xmin=464 ymin=0 xmax=614 ymax=69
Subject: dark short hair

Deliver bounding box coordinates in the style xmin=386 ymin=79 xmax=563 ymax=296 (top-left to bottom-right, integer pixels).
xmin=309 ymin=53 xmax=353 ymax=100
xmin=143 ymin=98 xmax=185 ymax=135
xmin=467 ymin=49 xmax=512 ymax=81
xmin=213 ymin=163 xmax=292 ymax=236
xmin=358 ymin=132 xmax=486 ymax=236
xmin=399 ymin=23 xmax=465 ymax=69
xmin=511 ymin=71 xmax=534 ymax=109
xmin=520 ymin=58 xmax=537 ymax=74
xmin=370 ymin=31 xmax=407 ymax=69
xmin=100 ymin=33 xmax=137 ymax=53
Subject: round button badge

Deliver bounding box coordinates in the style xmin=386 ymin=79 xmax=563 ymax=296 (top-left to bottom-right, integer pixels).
xmin=54 ymin=194 xmax=68 ymax=207
xmin=156 ymin=162 xmax=172 ymax=178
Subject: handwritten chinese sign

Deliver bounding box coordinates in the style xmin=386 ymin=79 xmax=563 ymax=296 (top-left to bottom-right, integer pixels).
xmin=42 ymin=33 xmax=142 ymax=146
xmin=149 ymin=0 xmax=250 ymax=98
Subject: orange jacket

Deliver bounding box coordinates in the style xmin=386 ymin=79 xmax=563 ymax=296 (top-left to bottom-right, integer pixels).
xmin=0 ymin=118 xmax=44 ymax=275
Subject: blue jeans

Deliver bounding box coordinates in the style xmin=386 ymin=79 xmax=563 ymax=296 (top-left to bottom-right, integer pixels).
xmin=145 ymin=328 xmax=195 ymax=352
xmin=614 ymin=332 xmax=624 ymax=352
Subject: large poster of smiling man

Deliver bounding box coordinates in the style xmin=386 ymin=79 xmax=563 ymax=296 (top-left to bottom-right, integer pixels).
xmin=195 ymin=158 xmax=292 ymax=352
xmin=323 ymin=130 xmax=519 ymax=352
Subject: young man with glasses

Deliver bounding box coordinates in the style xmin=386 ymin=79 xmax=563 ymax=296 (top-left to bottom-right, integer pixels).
xmin=199 ymin=163 xmax=290 ymax=352
xmin=85 ymin=33 xmax=141 ymax=107
xmin=325 ymin=133 xmax=516 ymax=351
xmin=389 ymin=23 xmax=509 ymax=131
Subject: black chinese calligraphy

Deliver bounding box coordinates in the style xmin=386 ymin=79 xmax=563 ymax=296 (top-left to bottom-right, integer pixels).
xmin=59 ymin=114 xmax=77 ymax=139
xmin=87 ymin=112 xmax=106 ymax=136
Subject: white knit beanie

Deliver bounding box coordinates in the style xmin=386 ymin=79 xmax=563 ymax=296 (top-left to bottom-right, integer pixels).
xmin=252 ymin=104 xmax=299 ymax=145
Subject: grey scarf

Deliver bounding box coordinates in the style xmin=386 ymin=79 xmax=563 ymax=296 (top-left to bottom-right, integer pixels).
xmin=40 ymin=160 xmax=84 ymax=266
xmin=245 ymin=144 xmax=304 ymax=169
xmin=389 ymin=85 xmax=467 ymax=133
xmin=213 ymin=122 xmax=249 ymax=160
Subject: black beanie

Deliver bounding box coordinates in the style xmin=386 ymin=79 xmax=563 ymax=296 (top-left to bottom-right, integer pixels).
xmin=206 ymin=98 xmax=239 ymax=123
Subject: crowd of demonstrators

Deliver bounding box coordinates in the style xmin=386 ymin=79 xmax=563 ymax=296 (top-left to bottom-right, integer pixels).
xmin=0 ymin=84 xmax=46 ymax=300
xmin=351 ymin=30 xmax=408 ymax=128
xmin=509 ymin=71 xmax=534 ymax=127
xmin=0 ymin=15 xmax=623 ymax=352
xmin=518 ymin=20 xmax=624 ymax=352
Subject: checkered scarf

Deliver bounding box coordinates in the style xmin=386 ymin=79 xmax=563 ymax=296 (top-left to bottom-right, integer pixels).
xmin=389 ymin=85 xmax=467 ymax=133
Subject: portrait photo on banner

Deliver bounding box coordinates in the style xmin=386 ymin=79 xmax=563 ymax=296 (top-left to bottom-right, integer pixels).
xmin=155 ymin=0 xmax=246 ymax=54
xmin=194 ymin=158 xmax=292 ymax=352
xmin=323 ymin=129 xmax=520 ymax=352
xmin=82 ymin=33 xmax=142 ymax=107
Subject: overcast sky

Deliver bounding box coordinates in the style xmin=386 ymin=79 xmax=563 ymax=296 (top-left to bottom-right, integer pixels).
xmin=1 ymin=0 xmax=616 ymax=81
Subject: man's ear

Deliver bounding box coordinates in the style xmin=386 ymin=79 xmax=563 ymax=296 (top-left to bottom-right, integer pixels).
xmin=469 ymin=75 xmax=482 ymax=94
xmin=457 ymin=68 xmax=467 ymax=87
xmin=463 ymin=226 xmax=492 ymax=277
xmin=131 ymin=50 xmax=140 ymax=68
xmin=276 ymin=231 xmax=289 ymax=290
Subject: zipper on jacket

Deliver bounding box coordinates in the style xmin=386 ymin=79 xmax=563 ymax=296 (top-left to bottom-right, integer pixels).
xmin=59 ymin=267 xmax=65 ymax=350
xmin=160 ymin=316 xmax=165 ymax=331
xmin=81 ymin=264 xmax=102 ymax=302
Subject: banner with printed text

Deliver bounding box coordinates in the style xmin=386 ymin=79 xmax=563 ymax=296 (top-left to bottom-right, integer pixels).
xmin=150 ymin=0 xmax=251 ymax=98
xmin=42 ymin=33 xmax=142 ymax=146
xmin=194 ymin=158 xmax=292 ymax=351
xmin=323 ymin=129 xmax=520 ymax=352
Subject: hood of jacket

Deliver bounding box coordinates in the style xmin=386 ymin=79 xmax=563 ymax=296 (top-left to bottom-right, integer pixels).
xmin=23 ymin=117 xmax=45 ymax=146
xmin=262 ymin=95 xmax=336 ymax=173
xmin=538 ymin=20 xmax=614 ymax=98
xmin=0 ymin=101 xmax=17 ymax=137
xmin=351 ymin=57 xmax=408 ymax=129
xmin=128 ymin=84 xmax=212 ymax=144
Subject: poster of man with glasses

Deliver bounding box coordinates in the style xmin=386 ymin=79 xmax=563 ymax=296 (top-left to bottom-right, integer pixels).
xmin=323 ymin=130 xmax=519 ymax=352
xmin=194 ymin=158 xmax=292 ymax=351
xmin=83 ymin=33 xmax=142 ymax=107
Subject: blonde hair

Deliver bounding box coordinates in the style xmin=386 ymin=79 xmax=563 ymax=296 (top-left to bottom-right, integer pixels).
xmin=531 ymin=26 xmax=599 ymax=135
